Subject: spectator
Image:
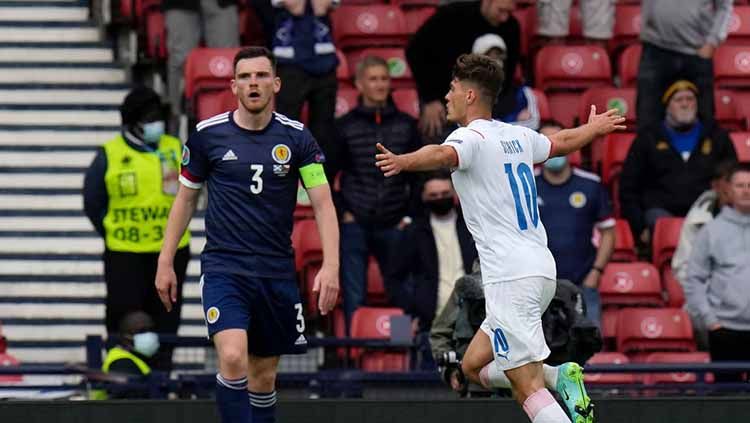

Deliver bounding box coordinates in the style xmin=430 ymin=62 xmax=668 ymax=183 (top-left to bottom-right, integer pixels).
xmin=637 ymin=0 xmax=733 ymax=132
xmin=619 ymin=80 xmax=737 ymax=247
xmin=536 ymin=0 xmax=614 ymax=45
xmin=535 ymin=121 xmax=615 ymax=326
xmin=333 ymin=55 xmax=423 ymax=326
xmin=672 ymin=160 xmax=735 ymax=350
xmin=684 ymin=163 xmax=750 ymax=382
xmin=164 ymin=0 xmax=240 ymax=127
xmin=404 ymin=170 xmax=477 ymax=332
xmin=83 ymin=87 xmax=191 ymax=371
xmin=258 ymin=0 xmax=339 ymax=180
xmin=472 ymin=34 xmax=540 ymax=130
xmin=406 ymin=0 xmax=520 ymax=142
xmin=93 ymin=311 xmax=158 ymax=399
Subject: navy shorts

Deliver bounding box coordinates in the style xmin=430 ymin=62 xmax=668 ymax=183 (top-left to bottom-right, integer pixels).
xmin=199 ymin=273 xmax=308 ymax=356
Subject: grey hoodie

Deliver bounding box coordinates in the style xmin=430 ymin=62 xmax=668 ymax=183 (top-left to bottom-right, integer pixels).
xmin=684 ymin=206 xmax=750 ymax=330
xmin=641 ymin=0 xmax=733 ymax=55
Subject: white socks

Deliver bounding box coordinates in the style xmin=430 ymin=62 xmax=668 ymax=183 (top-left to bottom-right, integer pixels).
xmin=523 ymin=388 xmax=571 ymax=423
xmin=479 ymin=362 xmax=559 ymax=390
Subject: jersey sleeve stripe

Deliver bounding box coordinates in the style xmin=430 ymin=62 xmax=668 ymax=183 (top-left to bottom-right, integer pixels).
xmin=197 ymin=111 xmax=229 ymax=127
xmin=179 ymin=169 xmax=204 ymax=189
xmin=197 ymin=117 xmax=229 ymax=132
xmin=596 ymin=217 xmax=616 ymax=229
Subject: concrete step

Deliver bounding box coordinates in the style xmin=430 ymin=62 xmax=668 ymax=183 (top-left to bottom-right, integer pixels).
xmin=0 ymin=129 xmax=118 ymax=146
xmin=2 ymin=323 xmax=207 ymax=341
xmin=0 ymin=151 xmax=95 ymax=166
xmin=0 ymin=26 xmax=99 ymax=43
xmin=7 ymin=346 xmax=209 ymax=365
xmin=0 ymin=88 xmax=125 ymax=103
xmin=0 ymin=237 xmax=207 ymax=254
xmin=0 ymin=281 xmax=203 ymax=298
xmin=0 ymin=302 xmax=204 ymax=319
xmin=0 ymin=194 xmax=82 ymax=209
xmin=0 ymin=47 xmax=113 ymax=63
xmin=0 ymin=6 xmax=88 ymax=21
xmin=0 ymin=65 xmax=124 ymax=84
xmin=0 ymin=216 xmax=205 ymax=231
xmin=0 ymin=259 xmax=202 ymax=275
xmin=0 ymin=173 xmax=84 ymax=188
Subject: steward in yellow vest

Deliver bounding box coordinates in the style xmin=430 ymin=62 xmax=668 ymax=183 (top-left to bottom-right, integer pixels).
xmin=83 ymin=86 xmax=190 ymax=371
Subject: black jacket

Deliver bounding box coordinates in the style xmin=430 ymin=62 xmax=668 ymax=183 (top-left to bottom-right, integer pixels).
xmin=332 ymin=99 xmax=423 ymax=227
xmin=405 ymin=1 xmax=520 ymax=104
xmin=403 ymin=210 xmax=477 ymax=331
xmin=619 ymin=122 xmax=737 ymax=236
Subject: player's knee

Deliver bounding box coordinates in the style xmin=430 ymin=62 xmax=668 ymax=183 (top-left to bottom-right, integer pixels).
xmin=250 ymin=367 xmax=277 ymax=391
xmin=218 ymin=345 xmax=247 ymax=372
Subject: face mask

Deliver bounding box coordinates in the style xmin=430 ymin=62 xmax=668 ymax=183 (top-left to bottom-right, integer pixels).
xmin=141 ymin=121 xmax=165 ymax=144
xmin=425 ymin=197 xmax=455 ymax=216
xmin=133 ymin=332 xmax=160 ymax=357
xmin=544 ymin=156 xmax=568 ymax=173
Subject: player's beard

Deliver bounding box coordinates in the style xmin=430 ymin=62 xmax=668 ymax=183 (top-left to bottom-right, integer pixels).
xmin=240 ymin=94 xmax=271 ymax=115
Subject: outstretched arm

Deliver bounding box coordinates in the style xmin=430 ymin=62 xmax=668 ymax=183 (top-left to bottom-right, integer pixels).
xmin=375 ymin=143 xmax=457 ymax=177
xmin=548 ymin=106 xmax=626 ymax=157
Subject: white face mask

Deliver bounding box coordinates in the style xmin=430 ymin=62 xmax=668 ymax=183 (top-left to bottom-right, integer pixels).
xmin=141 ymin=121 xmax=165 ymax=144
xmin=133 ymin=332 xmax=160 ymax=357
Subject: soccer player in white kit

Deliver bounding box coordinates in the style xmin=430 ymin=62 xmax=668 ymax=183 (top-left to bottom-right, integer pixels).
xmin=376 ymin=54 xmax=625 ymax=423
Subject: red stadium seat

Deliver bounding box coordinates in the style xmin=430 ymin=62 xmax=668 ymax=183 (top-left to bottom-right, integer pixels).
xmin=335 ymin=85 xmax=360 ymax=118
xmin=609 ymin=4 xmax=641 ymax=55
xmin=292 ymin=219 xmax=324 ymax=315
xmin=726 ymin=6 xmax=750 ymax=46
xmin=600 ymin=132 xmax=635 ymax=185
xmin=652 ymin=217 xmax=684 ymax=272
xmin=601 ymin=309 xmax=619 ymax=351
xmin=118 ymin=0 xmax=160 ymax=24
xmin=534 ymin=46 xmax=612 ymax=127
xmin=184 ymin=47 xmax=242 ymax=114
xmin=331 ymin=5 xmax=409 ymax=51
xmin=616 ymin=308 xmax=695 ymax=356
xmin=617 ymin=43 xmax=641 ymax=89
xmin=367 ymin=258 xmax=388 ymax=306
xmin=714 ymin=90 xmax=749 ymax=131
xmin=145 ymin=11 xmax=166 ymax=60
xmin=195 ymin=89 xmax=235 ymax=121
xmin=350 ymin=307 xmax=409 ymax=371
xmin=513 ymin=6 xmax=536 ymax=57
xmin=661 ymin=267 xmax=685 ymax=308
xmin=531 ymin=89 xmax=551 ymax=121
xmin=346 ymin=48 xmax=414 ymax=89
xmin=403 ymin=6 xmax=436 ymax=34
xmin=612 ymin=219 xmax=637 ymax=262
xmin=392 ymin=88 xmax=420 ymax=119
xmin=642 ymin=352 xmax=711 ymax=385
xmin=730 ymin=131 xmax=750 ymax=162
xmin=239 ymin=8 xmax=267 ymax=47
xmin=579 ymin=87 xmax=636 ymax=131
xmin=714 ymin=45 xmax=750 ymax=89
xmin=599 ymin=262 xmax=663 ymax=308
xmin=584 ymin=352 xmax=636 ymax=384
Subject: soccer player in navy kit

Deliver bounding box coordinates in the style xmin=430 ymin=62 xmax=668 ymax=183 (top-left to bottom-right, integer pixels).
xmin=155 ymin=47 xmax=339 ymax=423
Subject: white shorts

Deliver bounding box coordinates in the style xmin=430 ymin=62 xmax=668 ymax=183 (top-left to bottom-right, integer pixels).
xmin=480 ymin=276 xmax=557 ymax=371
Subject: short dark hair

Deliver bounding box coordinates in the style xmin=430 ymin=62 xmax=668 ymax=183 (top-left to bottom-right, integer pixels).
xmin=728 ymin=162 xmax=750 ymax=181
xmin=422 ymin=169 xmax=453 ymax=185
xmin=355 ymin=55 xmax=389 ymax=80
xmin=451 ymin=53 xmax=504 ymax=106
xmin=233 ymin=46 xmax=276 ymax=74
xmin=713 ymin=159 xmax=738 ymax=181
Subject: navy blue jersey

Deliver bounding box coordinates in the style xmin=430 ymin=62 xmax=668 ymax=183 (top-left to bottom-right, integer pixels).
xmin=180 ymin=111 xmax=324 ymax=278
xmin=536 ymin=168 xmax=614 ymax=284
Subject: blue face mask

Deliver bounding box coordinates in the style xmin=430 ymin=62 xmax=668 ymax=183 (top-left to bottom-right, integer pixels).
xmin=544 ymin=156 xmax=568 ymax=172
xmin=133 ymin=332 xmax=160 ymax=357
xmin=141 ymin=121 xmax=165 ymax=144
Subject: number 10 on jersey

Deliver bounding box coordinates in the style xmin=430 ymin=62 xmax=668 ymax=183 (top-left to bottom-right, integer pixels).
xmin=504 ymin=162 xmax=539 ymax=230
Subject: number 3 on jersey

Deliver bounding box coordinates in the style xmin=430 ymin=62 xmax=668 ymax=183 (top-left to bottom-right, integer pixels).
xmin=249 ymin=164 xmax=263 ymax=194
xmin=504 ymin=162 xmax=539 ymax=230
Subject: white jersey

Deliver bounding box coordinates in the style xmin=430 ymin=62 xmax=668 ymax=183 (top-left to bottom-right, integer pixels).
xmin=443 ymin=119 xmax=557 ymax=283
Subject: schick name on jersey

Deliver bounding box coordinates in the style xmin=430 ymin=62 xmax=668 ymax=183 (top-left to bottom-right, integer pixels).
xmin=500 ymin=139 xmax=524 ymax=154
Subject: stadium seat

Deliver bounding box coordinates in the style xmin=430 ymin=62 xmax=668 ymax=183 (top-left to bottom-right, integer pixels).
xmin=512 ymin=7 xmax=536 ymax=57
xmin=145 ymin=11 xmax=166 ymax=60
xmin=392 ymin=88 xmax=420 ymax=119
xmin=331 ymin=5 xmax=409 ymax=51
xmin=616 ymin=308 xmax=695 ymax=357
xmin=579 ymin=87 xmax=637 ymax=131
xmin=534 ymin=45 xmax=612 ymax=127
xmin=600 ymin=132 xmax=635 ymax=186
xmin=609 ymin=4 xmax=641 ymax=55
xmin=391 ymin=0 xmax=438 ymax=7
xmin=652 ymin=217 xmax=684 ymax=272
xmin=599 ymin=262 xmax=663 ymax=308
xmin=336 ymin=85 xmax=360 ymax=118
xmin=584 ymin=352 xmax=636 ymax=384
xmin=730 ymin=132 xmax=750 ymax=162
xmin=403 ymin=6 xmax=436 ymax=34
xmin=642 ymin=352 xmax=711 ymax=385
xmin=195 ymin=89 xmax=235 ymax=121
xmin=726 ymin=6 xmax=750 ymax=46
xmin=292 ymin=219 xmax=323 ymax=313
xmin=601 ymin=309 xmax=619 ymax=351
xmin=367 ymin=257 xmax=388 ymax=306
xmin=350 ymin=307 xmax=409 ymax=371
xmin=184 ymin=47 xmax=242 ymax=114
xmin=239 ymin=7 xmax=267 ymax=47
xmin=714 ymin=45 xmax=750 ymax=89
xmin=531 ymin=89 xmax=551 ymax=121
xmin=118 ymin=0 xmax=160 ymax=24
xmin=336 ymin=49 xmax=351 ymax=85
xmin=661 ymin=267 xmax=685 ymax=308
xmin=714 ymin=90 xmax=749 ymax=131
xmin=346 ymin=48 xmax=414 ymax=89
xmin=617 ymin=43 xmax=641 ymax=89
xmin=612 ymin=219 xmax=637 ymax=262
